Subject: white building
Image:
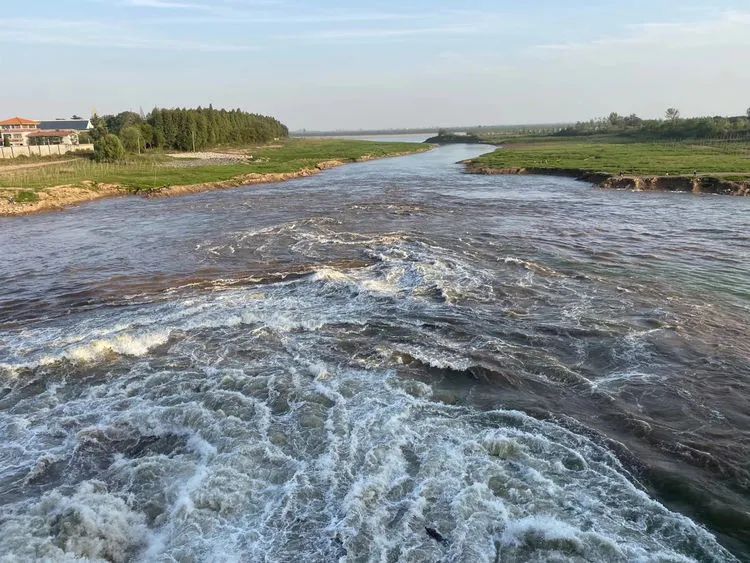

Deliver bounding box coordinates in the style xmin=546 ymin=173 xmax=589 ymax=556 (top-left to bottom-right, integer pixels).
xmin=27 ymin=130 xmax=80 ymax=146
xmin=1 ymin=116 xmax=91 ymax=147
xmin=0 ymin=117 xmax=41 ymax=147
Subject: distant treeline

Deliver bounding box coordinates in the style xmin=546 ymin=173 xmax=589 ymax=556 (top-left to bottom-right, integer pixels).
xmin=88 ymin=106 xmax=288 ymax=152
xmin=556 ymin=109 xmax=750 ymax=141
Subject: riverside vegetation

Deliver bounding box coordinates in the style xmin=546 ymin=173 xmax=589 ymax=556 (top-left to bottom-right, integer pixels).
xmin=86 ymin=107 xmax=289 ymax=153
xmin=464 ymin=109 xmax=750 ymax=196
xmin=0 ymin=106 xmax=429 ymax=215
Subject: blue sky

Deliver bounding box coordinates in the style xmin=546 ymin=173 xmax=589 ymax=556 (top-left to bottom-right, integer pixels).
xmin=2 ymin=0 xmax=749 ymax=129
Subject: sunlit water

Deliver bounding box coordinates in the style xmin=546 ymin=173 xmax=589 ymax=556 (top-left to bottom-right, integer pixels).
xmin=1 ymin=141 xmax=749 ymax=561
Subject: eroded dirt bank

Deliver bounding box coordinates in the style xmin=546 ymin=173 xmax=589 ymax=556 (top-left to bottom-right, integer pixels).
xmin=465 ymin=164 xmax=750 ymax=196
xmin=0 ymin=183 xmax=127 ymax=216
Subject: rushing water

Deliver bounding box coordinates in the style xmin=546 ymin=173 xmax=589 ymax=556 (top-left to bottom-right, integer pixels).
xmin=1 ymin=141 xmax=749 ymax=562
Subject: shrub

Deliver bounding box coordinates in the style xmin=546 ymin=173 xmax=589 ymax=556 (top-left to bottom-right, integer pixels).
xmin=94 ymin=134 xmax=125 ymax=162
xmin=15 ymin=190 xmax=39 ymax=203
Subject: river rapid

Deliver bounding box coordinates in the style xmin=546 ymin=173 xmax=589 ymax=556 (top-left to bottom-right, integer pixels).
xmin=1 ymin=140 xmax=749 ymax=562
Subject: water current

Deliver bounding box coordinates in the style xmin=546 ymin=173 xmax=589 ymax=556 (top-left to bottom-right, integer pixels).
xmin=1 ymin=139 xmax=749 ymax=561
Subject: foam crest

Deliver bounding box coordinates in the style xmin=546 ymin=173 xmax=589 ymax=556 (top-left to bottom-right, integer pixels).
xmin=65 ymin=330 xmax=171 ymax=363
xmin=0 ymin=481 xmax=148 ymax=562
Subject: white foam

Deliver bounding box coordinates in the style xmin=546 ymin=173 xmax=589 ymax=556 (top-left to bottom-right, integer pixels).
xmin=0 ymin=481 xmax=148 ymax=562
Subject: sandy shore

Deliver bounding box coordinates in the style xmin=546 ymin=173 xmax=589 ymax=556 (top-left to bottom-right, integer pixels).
xmin=0 ymin=183 xmax=128 ymax=217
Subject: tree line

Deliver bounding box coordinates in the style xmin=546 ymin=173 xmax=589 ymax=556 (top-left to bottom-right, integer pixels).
xmin=555 ymin=108 xmax=750 ymax=141
xmin=86 ymin=106 xmax=288 ymax=161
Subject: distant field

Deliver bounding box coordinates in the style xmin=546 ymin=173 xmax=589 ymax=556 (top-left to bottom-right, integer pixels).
xmin=0 ymin=139 xmax=427 ymax=193
xmin=470 ymin=140 xmax=750 ymax=177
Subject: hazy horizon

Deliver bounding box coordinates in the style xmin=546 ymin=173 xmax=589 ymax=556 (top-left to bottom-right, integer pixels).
xmin=3 ymin=0 xmax=750 ymax=130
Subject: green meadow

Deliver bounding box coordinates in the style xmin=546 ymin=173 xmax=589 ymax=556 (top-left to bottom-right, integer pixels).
xmin=469 ymin=140 xmax=750 ymax=177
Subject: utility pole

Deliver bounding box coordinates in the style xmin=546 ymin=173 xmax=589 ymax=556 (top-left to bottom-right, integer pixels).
xmin=192 ymin=129 xmax=196 ymax=153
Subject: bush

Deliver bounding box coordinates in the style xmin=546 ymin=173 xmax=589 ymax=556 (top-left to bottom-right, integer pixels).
xmin=15 ymin=190 xmax=39 ymax=203
xmin=94 ymin=134 xmax=125 ymax=162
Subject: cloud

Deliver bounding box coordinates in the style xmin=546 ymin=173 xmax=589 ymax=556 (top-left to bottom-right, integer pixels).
xmin=121 ymin=0 xmax=282 ymax=10
xmin=514 ymin=9 xmax=750 ymax=120
xmin=147 ymin=12 xmax=426 ymax=24
xmin=124 ymin=3 xmax=502 ymax=27
xmin=125 ymin=0 xmax=207 ymax=8
xmin=277 ymin=25 xmax=476 ymax=43
xmin=534 ymin=10 xmax=750 ymax=53
xmin=0 ymin=18 xmax=256 ymax=51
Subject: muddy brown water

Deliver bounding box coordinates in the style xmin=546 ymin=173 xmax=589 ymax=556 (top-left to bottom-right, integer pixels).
xmin=0 ymin=140 xmax=748 ymax=561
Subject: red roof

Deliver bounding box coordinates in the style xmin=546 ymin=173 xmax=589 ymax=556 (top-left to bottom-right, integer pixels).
xmin=27 ymin=129 xmax=76 ymax=138
xmin=0 ymin=117 xmax=40 ymax=126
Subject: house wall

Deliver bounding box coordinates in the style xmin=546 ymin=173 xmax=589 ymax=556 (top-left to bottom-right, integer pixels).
xmin=0 ymin=144 xmax=94 ymax=159
xmin=1 ymin=130 xmax=35 ymax=147
xmin=28 ymin=134 xmax=79 ymax=146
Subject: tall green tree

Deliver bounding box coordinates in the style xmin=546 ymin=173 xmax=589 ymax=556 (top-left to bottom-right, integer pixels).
xmin=146 ymin=106 xmax=288 ymax=151
xmin=89 ymin=114 xmax=109 ymax=143
xmin=665 ymin=108 xmax=680 ymax=122
xmin=139 ymin=123 xmax=155 ymax=149
xmin=608 ymin=112 xmax=623 ymax=126
xmin=102 ymin=111 xmax=142 ymax=135
xmin=120 ymin=126 xmax=144 ymax=154
xmin=94 ymin=134 xmax=126 ymax=162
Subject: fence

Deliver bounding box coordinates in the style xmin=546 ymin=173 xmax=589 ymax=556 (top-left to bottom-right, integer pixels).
xmin=0 ymin=144 xmax=94 ymax=159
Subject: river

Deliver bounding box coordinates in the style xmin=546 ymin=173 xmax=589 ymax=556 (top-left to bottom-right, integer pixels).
xmin=1 ymin=140 xmax=748 ymax=561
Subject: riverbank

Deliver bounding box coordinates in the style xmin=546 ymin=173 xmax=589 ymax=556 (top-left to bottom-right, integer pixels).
xmin=465 ymin=140 xmax=750 ymax=196
xmin=466 ymin=164 xmax=750 ymax=196
xmin=0 ymin=139 xmax=431 ymax=216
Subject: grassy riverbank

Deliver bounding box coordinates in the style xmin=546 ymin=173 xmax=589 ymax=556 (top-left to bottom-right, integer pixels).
xmin=467 ymin=139 xmax=750 ymax=195
xmin=0 ymin=139 xmax=430 ymax=215
xmin=470 ymin=140 xmax=750 ymax=176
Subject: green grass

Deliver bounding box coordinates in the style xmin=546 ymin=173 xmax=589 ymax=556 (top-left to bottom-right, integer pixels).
xmin=0 ymin=151 xmax=98 ymax=166
xmin=470 ymin=140 xmax=750 ymax=177
xmin=0 ymin=139 xmax=427 ymax=193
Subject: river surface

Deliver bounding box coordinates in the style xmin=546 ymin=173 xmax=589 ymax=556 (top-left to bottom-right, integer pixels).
xmin=1 ymin=140 xmax=749 ymax=562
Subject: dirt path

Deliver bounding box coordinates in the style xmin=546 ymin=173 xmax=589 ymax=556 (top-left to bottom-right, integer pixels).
xmin=0 ymin=158 xmax=81 ymax=174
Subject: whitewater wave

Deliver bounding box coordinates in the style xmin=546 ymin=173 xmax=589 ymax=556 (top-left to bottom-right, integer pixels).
xmin=0 ymin=356 xmax=733 ymax=561
xmin=0 ymin=236 xmax=501 ymax=373
xmin=1 ymin=480 xmax=148 ymax=562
